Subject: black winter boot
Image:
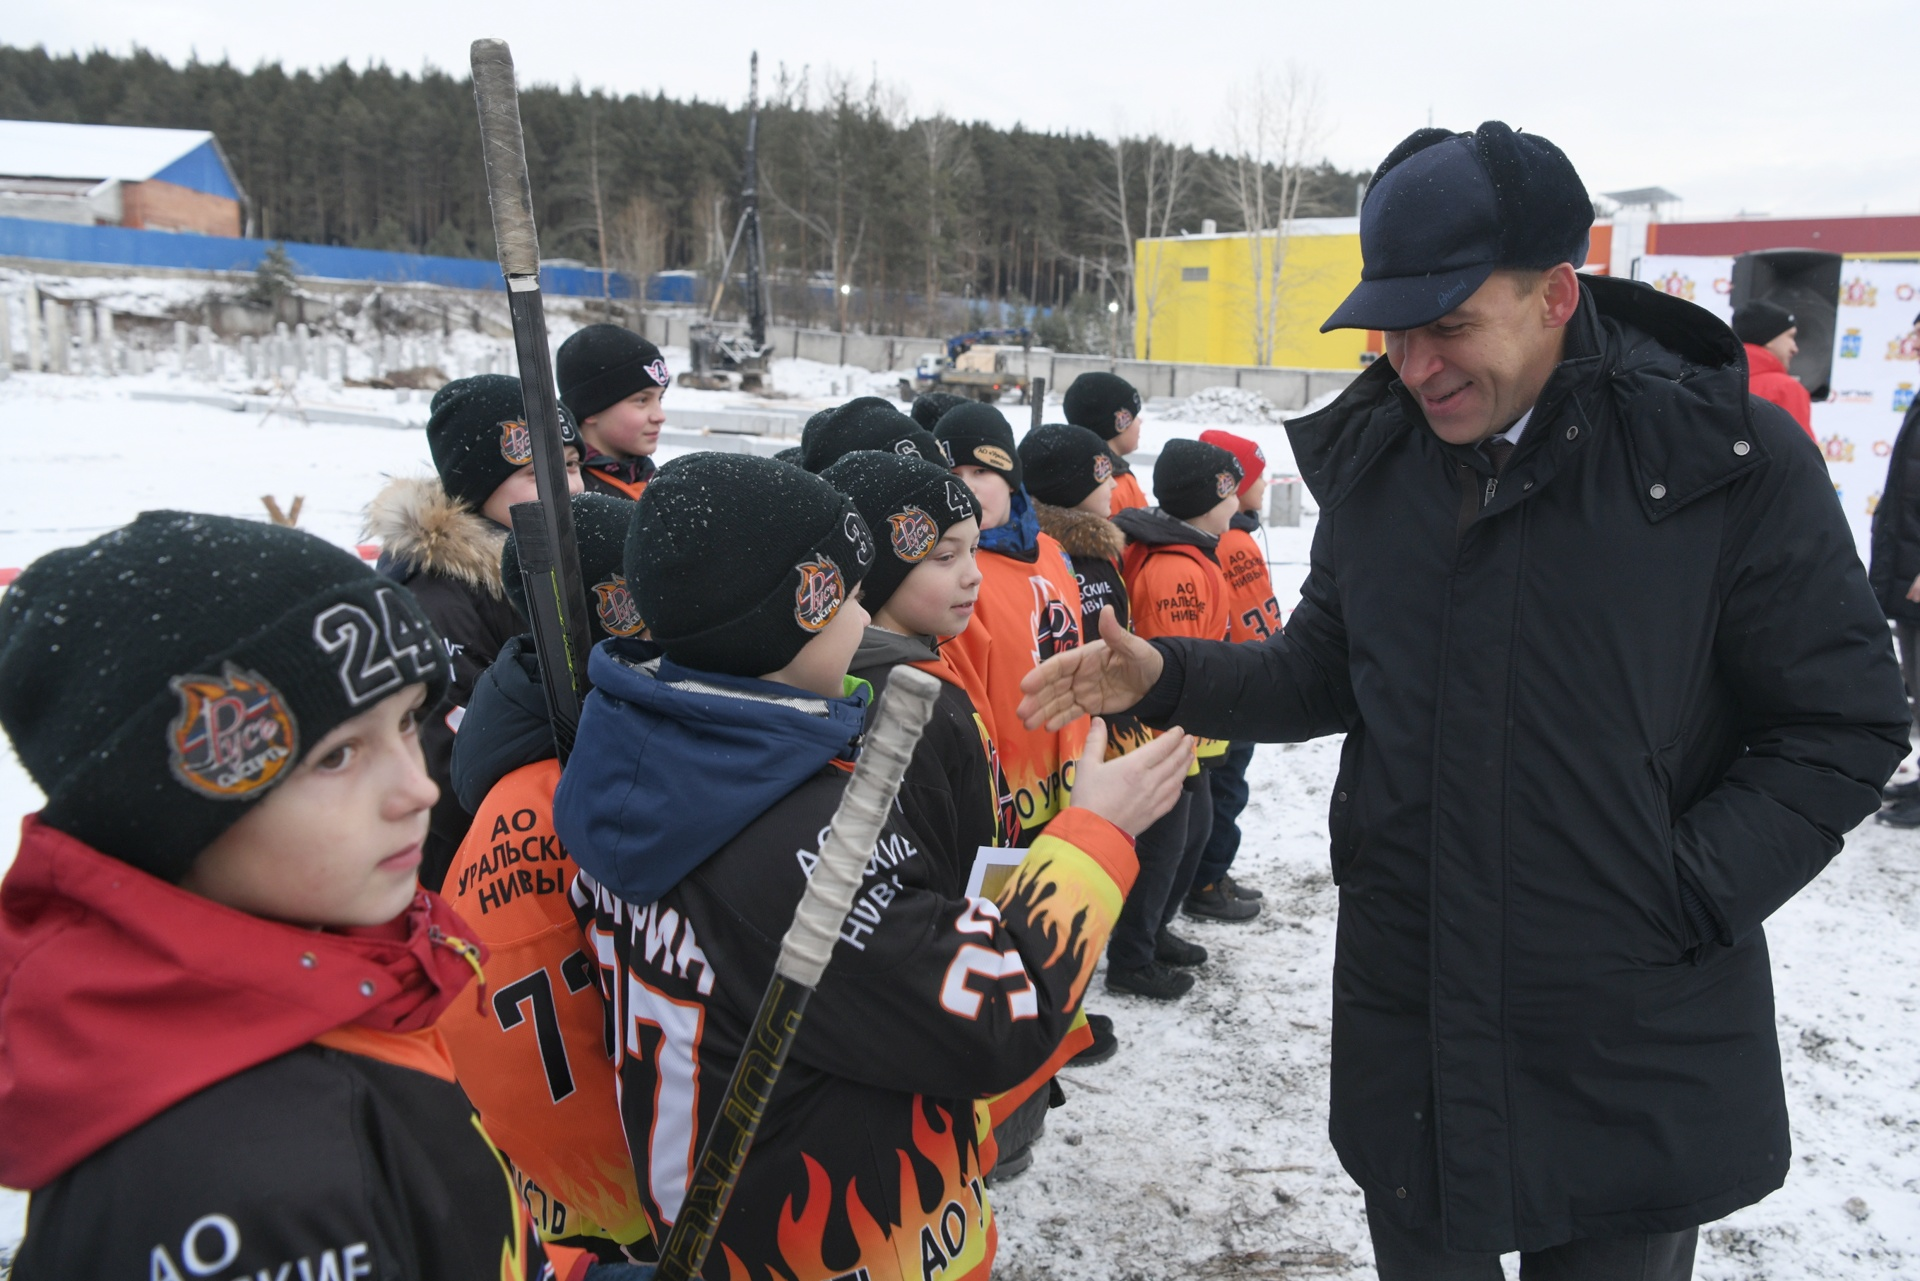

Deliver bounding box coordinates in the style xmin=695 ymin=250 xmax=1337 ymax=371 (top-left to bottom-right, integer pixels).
xmin=1184 ymin=880 xmax=1261 ymax=922
xmin=1154 ymin=927 xmax=1208 ymax=967
xmin=1106 ymin=960 xmax=1195 ymax=1000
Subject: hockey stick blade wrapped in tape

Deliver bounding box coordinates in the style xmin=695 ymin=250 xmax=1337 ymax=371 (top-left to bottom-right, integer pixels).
xmin=469 ymin=39 xmax=541 ymax=280
xmin=777 ymin=665 xmax=940 ymax=987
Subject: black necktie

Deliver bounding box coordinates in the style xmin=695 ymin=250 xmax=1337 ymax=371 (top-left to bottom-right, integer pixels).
xmin=1482 ymin=436 xmax=1515 ymax=475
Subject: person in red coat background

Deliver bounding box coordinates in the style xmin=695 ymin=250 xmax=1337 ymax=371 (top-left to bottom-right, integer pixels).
xmin=1733 ymin=300 xmax=1814 ymax=438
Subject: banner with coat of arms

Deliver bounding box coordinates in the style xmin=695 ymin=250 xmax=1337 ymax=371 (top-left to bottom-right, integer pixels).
xmin=1639 ymin=254 xmax=1920 ymax=561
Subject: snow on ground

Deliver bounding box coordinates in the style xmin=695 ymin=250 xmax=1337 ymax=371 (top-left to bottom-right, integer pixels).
xmin=1 ymin=371 xmax=1917 ymax=1277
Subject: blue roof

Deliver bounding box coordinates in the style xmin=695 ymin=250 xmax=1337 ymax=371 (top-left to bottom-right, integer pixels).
xmin=149 ymin=139 xmax=240 ymax=202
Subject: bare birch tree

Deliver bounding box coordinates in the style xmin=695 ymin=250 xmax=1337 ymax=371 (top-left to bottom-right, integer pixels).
xmin=1218 ymin=66 xmax=1326 ymax=366
xmin=914 ymin=114 xmax=972 ymax=337
xmin=1089 ymin=131 xmax=1194 ymax=360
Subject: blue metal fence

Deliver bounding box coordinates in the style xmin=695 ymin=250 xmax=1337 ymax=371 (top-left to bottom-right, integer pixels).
xmin=0 ymin=216 xmax=633 ymax=297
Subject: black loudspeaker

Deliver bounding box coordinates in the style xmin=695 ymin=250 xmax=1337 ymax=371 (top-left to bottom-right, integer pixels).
xmin=1730 ymin=249 xmax=1843 ymax=401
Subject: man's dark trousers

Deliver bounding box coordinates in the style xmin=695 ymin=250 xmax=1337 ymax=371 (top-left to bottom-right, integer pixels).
xmin=1366 ymin=1195 xmax=1697 ymax=1281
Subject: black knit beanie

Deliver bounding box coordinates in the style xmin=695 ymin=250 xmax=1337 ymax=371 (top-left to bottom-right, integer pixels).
xmin=933 ymin=401 xmax=1024 ymax=490
xmin=801 ymin=397 xmax=944 ymax=472
xmin=627 ymin=453 xmax=874 ymax=677
xmin=0 ymin=512 xmax=451 ymax=881
xmin=556 ymin=323 xmax=671 ymax=422
xmin=773 ymin=445 xmax=805 ymax=466
xmin=428 ymin=374 xmax=580 ymax=512
xmin=502 ymin=491 xmax=644 ymax=642
xmin=1019 ymin=424 xmax=1116 ymax=509
xmin=820 ymin=452 xmax=983 ymax=612
xmin=1063 ymin=372 xmax=1143 ymax=441
xmin=1731 ymin=300 xmax=1795 ymax=347
xmin=910 ymin=392 xmax=970 ymax=433
xmin=1155 ymin=438 xmax=1244 ymax=520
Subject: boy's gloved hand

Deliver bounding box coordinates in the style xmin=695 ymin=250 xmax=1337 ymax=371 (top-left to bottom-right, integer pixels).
xmin=1066 ymin=716 xmax=1191 ymax=836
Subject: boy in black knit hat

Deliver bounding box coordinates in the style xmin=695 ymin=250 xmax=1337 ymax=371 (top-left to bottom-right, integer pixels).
xmin=911 ymin=390 xmax=970 ymax=432
xmin=934 ymin=402 xmax=1091 ymax=839
xmin=0 ymin=512 xmax=550 ymax=1280
xmin=557 ymin=322 xmax=671 ymax=498
xmin=1063 ymin=371 xmax=1149 ymax=512
xmin=550 ymin=452 xmax=1190 ymax=1276
xmin=1112 ymin=437 xmax=1263 ymax=964
xmin=1021 ymin=423 xmax=1211 ymax=998
xmin=367 ymin=372 xmax=584 ymax=890
xmin=801 ymin=396 xmax=944 ymax=472
xmin=438 ymin=490 xmax=655 ymax=1272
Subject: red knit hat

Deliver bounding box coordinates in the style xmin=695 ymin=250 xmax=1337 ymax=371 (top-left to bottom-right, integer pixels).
xmin=1198 ymin=430 xmax=1266 ymax=494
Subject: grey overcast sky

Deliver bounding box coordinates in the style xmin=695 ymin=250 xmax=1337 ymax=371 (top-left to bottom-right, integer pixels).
xmin=13 ymin=0 xmax=1916 ymax=220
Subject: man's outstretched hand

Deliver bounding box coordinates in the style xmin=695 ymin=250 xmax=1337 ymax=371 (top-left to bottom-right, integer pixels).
xmin=1017 ymin=606 xmax=1164 ymax=732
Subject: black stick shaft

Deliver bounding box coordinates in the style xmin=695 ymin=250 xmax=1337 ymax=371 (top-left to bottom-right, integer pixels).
xmin=655 ymin=978 xmax=809 ymax=1281
xmin=472 ymin=38 xmax=594 ymax=751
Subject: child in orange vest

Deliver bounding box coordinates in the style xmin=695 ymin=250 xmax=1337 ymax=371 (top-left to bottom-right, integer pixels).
xmin=933 ymin=402 xmax=1089 ymax=837
xmin=1190 ymin=430 xmax=1285 ymax=913
xmin=1112 ymin=437 xmax=1263 ymax=968
xmin=1063 ymin=372 xmax=1149 ymax=513
xmin=557 ymin=324 xmax=670 ymax=498
xmin=437 ymin=491 xmax=656 ymax=1275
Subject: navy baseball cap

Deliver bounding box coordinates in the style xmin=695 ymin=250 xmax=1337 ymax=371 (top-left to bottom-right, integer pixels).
xmin=1323 ymin=122 xmax=1593 ymax=333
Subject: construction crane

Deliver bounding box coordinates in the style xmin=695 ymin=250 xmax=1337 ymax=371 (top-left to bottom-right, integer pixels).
xmin=681 ymin=53 xmax=774 ymax=392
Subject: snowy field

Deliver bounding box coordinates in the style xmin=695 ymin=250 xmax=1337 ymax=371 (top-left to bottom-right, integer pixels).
xmin=2 ymin=369 xmax=1918 ymax=1278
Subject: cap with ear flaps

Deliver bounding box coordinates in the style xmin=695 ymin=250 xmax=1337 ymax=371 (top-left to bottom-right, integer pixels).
xmin=0 ymin=512 xmax=451 ymax=882
xmin=1323 ymin=121 xmax=1592 ymax=333
xmin=625 ymin=453 xmax=874 ymax=677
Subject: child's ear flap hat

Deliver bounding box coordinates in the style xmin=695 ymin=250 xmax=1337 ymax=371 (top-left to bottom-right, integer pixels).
xmin=626 ymin=453 xmax=874 ymax=678
xmin=0 ymin=512 xmax=452 ymax=881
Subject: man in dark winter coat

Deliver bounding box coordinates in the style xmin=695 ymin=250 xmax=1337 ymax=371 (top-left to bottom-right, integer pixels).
xmin=1019 ymin=121 xmax=1910 ymax=1278
xmin=1867 ymin=311 xmax=1920 ymax=822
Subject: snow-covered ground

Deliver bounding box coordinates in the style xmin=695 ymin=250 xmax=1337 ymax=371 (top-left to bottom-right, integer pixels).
xmin=1 ymin=367 xmax=1915 ymax=1278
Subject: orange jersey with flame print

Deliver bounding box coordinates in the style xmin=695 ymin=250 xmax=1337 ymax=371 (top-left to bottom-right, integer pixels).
xmin=944 ymin=533 xmax=1087 ymax=838
xmin=571 ymin=784 xmax=1134 ymax=1281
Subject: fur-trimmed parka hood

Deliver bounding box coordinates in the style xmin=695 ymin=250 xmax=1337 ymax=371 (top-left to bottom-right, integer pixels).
xmin=365 ymin=476 xmax=507 ymax=597
xmin=1032 ymin=500 xmax=1125 ymax=563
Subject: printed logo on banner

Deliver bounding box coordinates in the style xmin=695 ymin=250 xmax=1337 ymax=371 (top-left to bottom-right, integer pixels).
xmin=1713 ymin=277 xmax=1732 ymax=296
xmin=1900 ymin=284 xmax=1917 ymax=302
xmin=1841 ymin=278 xmax=1879 ymax=308
xmin=1896 ymin=385 xmax=1916 ymax=414
xmin=1836 ymin=390 xmax=1875 ymax=405
xmin=1841 ymin=329 xmax=1862 ymax=359
xmin=1889 ymin=333 xmax=1920 ymax=362
xmin=1652 ymin=272 xmax=1696 ymax=301
xmin=1875 ymin=440 xmax=1894 ymax=457
xmin=1869 ymin=491 xmax=1882 ymax=516
xmin=1824 ymin=435 xmax=1857 ymax=464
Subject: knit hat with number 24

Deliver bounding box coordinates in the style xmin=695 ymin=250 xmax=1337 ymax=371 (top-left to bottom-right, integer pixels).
xmin=0 ymin=512 xmax=451 ymax=881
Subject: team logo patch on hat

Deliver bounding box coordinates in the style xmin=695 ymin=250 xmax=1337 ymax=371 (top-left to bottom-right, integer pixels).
xmin=793 ymin=556 xmax=846 ymax=633
xmin=166 ymin=663 xmax=299 ymax=800
xmin=644 ymin=357 xmax=671 ymax=387
xmin=1094 ymin=454 xmax=1114 ymax=483
xmin=888 ymin=506 xmax=939 ymax=563
xmin=593 ymin=576 xmax=646 ymax=637
xmin=499 ymin=419 xmax=534 ymax=466
xmin=972 ymin=444 xmax=1015 ymax=472
xmin=1217 ymin=472 xmax=1238 ymax=499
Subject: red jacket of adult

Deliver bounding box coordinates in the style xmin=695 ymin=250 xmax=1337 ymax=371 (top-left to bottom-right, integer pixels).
xmin=1743 ymin=343 xmax=1813 ymax=439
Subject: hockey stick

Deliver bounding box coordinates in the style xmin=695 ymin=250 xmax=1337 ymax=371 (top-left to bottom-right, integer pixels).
xmin=471 ymin=38 xmax=595 ymax=760
xmin=655 ymin=666 xmax=943 ymax=1281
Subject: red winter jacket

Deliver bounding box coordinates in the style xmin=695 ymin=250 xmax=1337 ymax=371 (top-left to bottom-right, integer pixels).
xmin=1744 ymin=343 xmax=1813 ymax=439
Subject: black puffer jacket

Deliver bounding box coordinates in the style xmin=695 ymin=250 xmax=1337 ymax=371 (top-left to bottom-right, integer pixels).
xmin=1869 ymin=396 xmax=1920 ymax=623
xmin=367 ymin=477 xmax=525 ymax=891
xmin=1134 ymin=276 xmax=1908 ymax=1252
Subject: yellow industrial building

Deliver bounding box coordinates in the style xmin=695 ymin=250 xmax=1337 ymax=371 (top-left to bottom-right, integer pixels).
xmin=1131 ymin=218 xmax=1374 ymax=370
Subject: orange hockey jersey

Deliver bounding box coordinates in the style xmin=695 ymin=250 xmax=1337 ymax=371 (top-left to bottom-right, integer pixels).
xmin=945 ymin=525 xmax=1088 ymax=836
xmin=438 ymin=759 xmax=652 ymax=1252
xmin=1108 ymin=467 xmax=1148 ymax=514
xmin=1115 ymin=507 xmax=1232 ymax=762
xmin=1216 ymin=518 xmax=1283 ymax=644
